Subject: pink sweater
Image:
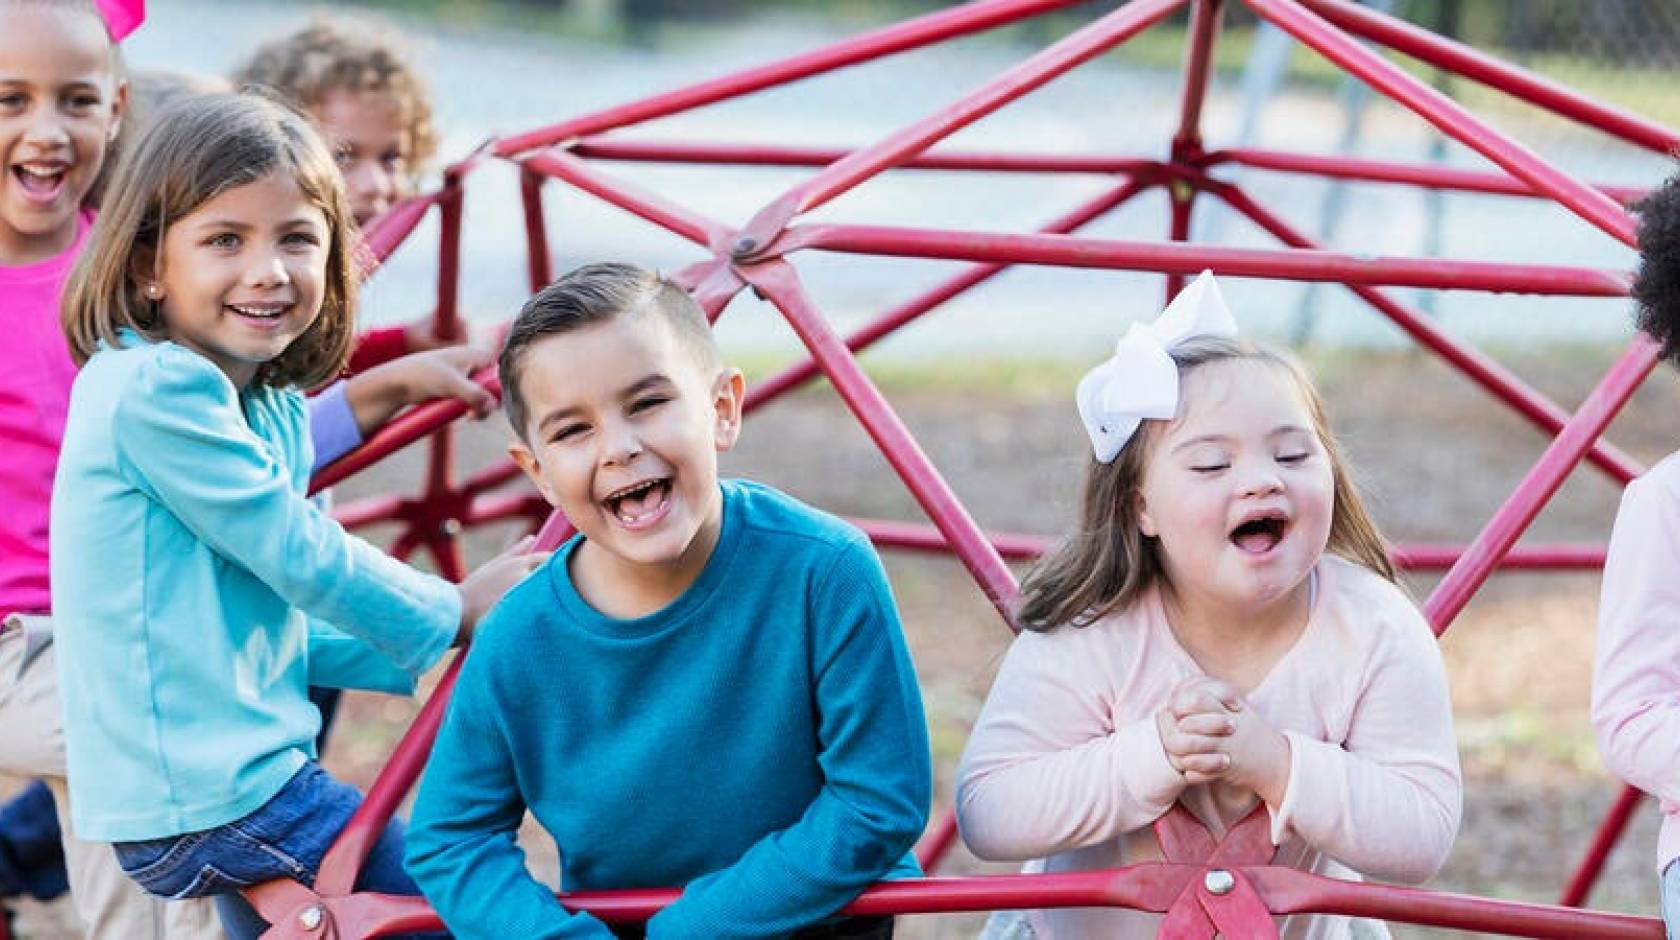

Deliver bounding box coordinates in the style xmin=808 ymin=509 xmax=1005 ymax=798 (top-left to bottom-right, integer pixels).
xmin=1594 ymin=453 xmax=1680 ymax=874
xmin=956 ymin=555 xmax=1461 ymax=939
xmin=0 ymin=214 xmax=89 ymax=618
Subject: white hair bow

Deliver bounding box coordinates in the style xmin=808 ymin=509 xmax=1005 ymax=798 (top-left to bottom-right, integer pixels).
xmin=1076 ymin=270 xmax=1238 ymax=463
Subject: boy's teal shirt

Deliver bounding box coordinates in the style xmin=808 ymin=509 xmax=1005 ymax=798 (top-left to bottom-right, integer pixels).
xmin=406 ymin=480 xmax=932 ymax=939
xmin=50 ymin=335 xmax=460 ymax=842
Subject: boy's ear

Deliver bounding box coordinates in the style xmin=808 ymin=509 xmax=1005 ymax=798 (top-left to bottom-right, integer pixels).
xmin=711 ymin=367 xmax=745 ymax=452
xmin=508 ymin=441 xmax=560 ymax=508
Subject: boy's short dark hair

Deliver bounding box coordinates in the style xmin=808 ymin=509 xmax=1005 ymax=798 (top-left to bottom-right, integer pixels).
xmin=1635 ymin=170 xmax=1680 ymax=364
xmin=499 ymin=263 xmax=720 ymax=438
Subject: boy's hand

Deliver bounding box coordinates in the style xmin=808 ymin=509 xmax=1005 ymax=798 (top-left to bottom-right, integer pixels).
xmin=345 ymin=345 xmax=497 ymax=437
xmin=454 ymin=535 xmax=549 ymax=645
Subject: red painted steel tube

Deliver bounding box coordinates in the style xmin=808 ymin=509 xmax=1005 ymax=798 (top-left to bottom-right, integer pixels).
xmin=520 ymin=167 xmax=554 ymax=292
xmin=1560 ymin=784 xmax=1647 ymax=908
xmin=1172 ymin=0 xmax=1224 ymax=159
xmin=432 ymin=181 xmax=466 ymax=342
xmin=460 ymin=492 xmax=551 ymax=527
xmin=459 ymin=459 xmax=528 ymax=499
xmin=573 ymin=137 xmax=1166 ymax=176
xmin=739 ymin=260 xmax=1020 ymax=624
xmin=262 ymin=866 xmax=1665 ymax=938
xmin=856 ymin=516 xmax=1605 ymax=571
xmin=1245 ymin=866 xmax=1663 ymax=939
xmin=745 ymin=178 xmax=1156 ymax=410
xmin=1207 ymin=180 xmax=1643 ymax=485
xmin=360 ymin=193 xmax=439 ymax=267
xmin=1422 ymin=337 xmax=1660 ymax=632
xmin=309 ymin=370 xmax=501 ymax=493
xmin=1166 ymin=183 xmax=1195 ymax=302
xmin=332 ymin=495 xmax=406 ymax=532
xmin=522 ymin=150 xmax=729 ymax=250
xmin=1296 ymin=0 xmax=1680 ymax=157
xmin=1207 ymin=147 xmax=1647 ymax=204
xmin=492 ymin=0 xmax=1097 ymax=157
xmin=1243 ymin=0 xmax=1637 ymax=248
xmin=738 ymin=0 xmax=1187 ymax=245
xmin=914 ymin=813 xmax=960 ymax=871
xmin=780 ymin=222 xmax=1631 ymax=295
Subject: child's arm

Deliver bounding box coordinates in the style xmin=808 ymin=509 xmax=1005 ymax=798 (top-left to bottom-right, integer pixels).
xmin=957 ymin=629 xmax=1187 ymax=861
xmin=306 ymin=345 xmax=496 ymax=473
xmin=645 ymin=538 xmax=931 ymax=938
xmin=1594 ymin=472 xmax=1680 ymax=806
xmin=406 ymin=634 xmax=615 ymax=939
xmin=1263 ymin=607 xmax=1461 ymax=884
xmin=114 ymin=349 xmax=459 ymax=675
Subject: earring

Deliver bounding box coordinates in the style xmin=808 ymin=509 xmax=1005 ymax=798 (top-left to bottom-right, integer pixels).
xmin=144 ymin=284 xmax=162 ymax=299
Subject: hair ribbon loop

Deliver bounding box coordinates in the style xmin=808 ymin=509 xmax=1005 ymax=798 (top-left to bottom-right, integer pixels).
xmin=1076 ymin=270 xmax=1238 ymax=463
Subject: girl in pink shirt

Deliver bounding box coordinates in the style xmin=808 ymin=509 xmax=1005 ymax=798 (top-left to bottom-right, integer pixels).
xmin=1595 ymin=168 xmax=1680 ymax=937
xmin=956 ymin=273 xmax=1462 ymax=939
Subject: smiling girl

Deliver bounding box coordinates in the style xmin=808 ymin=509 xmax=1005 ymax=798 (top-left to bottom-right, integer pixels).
xmin=955 ymin=273 xmax=1462 ymax=939
xmin=50 ymin=92 xmax=543 ymax=940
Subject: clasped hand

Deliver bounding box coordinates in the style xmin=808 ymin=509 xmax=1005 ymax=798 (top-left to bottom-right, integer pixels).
xmin=1154 ymin=676 xmax=1291 ymax=805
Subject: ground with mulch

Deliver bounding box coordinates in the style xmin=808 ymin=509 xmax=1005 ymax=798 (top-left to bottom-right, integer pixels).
xmin=7 ymin=342 xmax=1673 ymax=938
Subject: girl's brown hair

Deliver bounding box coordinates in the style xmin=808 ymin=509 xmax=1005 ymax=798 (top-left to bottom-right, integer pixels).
xmin=62 ymin=92 xmax=358 ymax=389
xmin=1017 ymin=337 xmax=1395 ymax=632
xmin=231 ymin=18 xmax=437 ymax=175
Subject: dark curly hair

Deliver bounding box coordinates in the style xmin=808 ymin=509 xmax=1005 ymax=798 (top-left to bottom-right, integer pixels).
xmin=1634 ymin=170 xmax=1680 ymax=364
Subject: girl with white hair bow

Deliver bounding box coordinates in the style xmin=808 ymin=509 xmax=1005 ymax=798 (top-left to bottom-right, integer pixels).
xmin=955 ymin=272 xmax=1462 ymax=939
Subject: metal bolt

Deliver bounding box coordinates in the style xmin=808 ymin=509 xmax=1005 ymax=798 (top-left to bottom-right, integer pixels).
xmin=441 ymin=518 xmax=464 ymax=536
xmin=1204 ymin=869 xmax=1235 ymax=896
xmin=298 ymin=904 xmax=324 ymax=931
xmin=732 ymin=236 xmax=759 ymax=257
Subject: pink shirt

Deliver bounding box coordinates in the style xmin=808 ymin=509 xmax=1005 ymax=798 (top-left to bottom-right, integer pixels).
xmin=1594 ymin=453 xmax=1680 ymax=873
xmin=956 ymin=555 xmax=1462 ymax=939
xmin=1 ymin=213 xmax=90 ymax=617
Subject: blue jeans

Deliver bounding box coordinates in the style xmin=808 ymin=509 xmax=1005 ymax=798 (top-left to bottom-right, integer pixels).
xmin=1664 ymin=858 xmax=1679 ymax=940
xmin=111 ymin=763 xmax=432 ymax=940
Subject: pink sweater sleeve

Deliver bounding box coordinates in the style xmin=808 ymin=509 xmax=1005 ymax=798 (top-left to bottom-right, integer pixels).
xmin=1593 ymin=468 xmax=1680 ymax=806
xmin=1269 ymin=595 xmax=1462 ymax=884
xmin=955 ymin=628 xmax=1185 ymax=861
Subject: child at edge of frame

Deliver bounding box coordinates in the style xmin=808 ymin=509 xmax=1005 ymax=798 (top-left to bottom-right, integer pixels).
xmin=405 ymin=262 xmax=934 ymax=939
xmin=1594 ymin=167 xmax=1680 ymax=940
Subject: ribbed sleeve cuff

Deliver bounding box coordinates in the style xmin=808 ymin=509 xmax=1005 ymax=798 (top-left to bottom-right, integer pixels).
xmin=1114 ymin=716 xmax=1184 ymax=811
xmin=1270 ymin=729 xmax=1325 ymax=846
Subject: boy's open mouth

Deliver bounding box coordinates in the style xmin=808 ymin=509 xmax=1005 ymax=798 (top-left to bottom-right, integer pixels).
xmin=13 ymin=164 xmax=68 ymax=203
xmin=603 ymin=477 xmax=672 ymax=527
xmin=1230 ymin=511 xmax=1289 ymax=555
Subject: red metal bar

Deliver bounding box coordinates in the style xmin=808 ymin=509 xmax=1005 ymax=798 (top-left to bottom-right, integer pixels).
xmin=309 ymin=369 xmax=501 ymax=493
xmin=738 ymin=260 xmax=1020 ymax=625
xmin=1206 ymin=180 xmax=1643 ymax=486
xmin=359 ymin=193 xmax=439 ymax=268
xmin=492 ymin=0 xmax=1097 ymax=157
xmin=854 ymin=516 xmax=1605 ymax=571
xmin=573 ymin=137 xmax=1166 ymax=176
xmin=1243 ymin=0 xmax=1637 ymax=247
xmin=914 ymin=813 xmax=960 ymax=871
xmin=431 ymin=181 xmax=466 ymax=343
xmin=1296 ymin=0 xmax=1680 ymax=157
xmin=1166 ymin=182 xmax=1195 ymax=301
xmin=1560 ymin=784 xmax=1646 ymax=908
xmin=1422 ymin=337 xmax=1660 ymax=633
xmin=520 ymin=167 xmax=554 ymax=292
xmin=332 ymin=495 xmax=406 ymax=531
xmin=745 ymin=178 xmax=1156 ymax=411
xmin=255 ymin=865 xmax=1665 ymax=939
xmin=1207 ymin=147 xmax=1647 ymax=204
xmin=779 ymin=222 xmax=1631 ymax=296
xmin=1172 ymin=0 xmax=1224 ymax=160
xmin=1244 ymin=866 xmax=1663 ymax=939
xmin=736 ymin=0 xmax=1188 ymax=250
xmin=521 ymin=150 xmax=730 ymax=250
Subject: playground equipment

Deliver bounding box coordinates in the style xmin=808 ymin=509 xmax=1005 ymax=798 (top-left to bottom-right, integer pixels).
xmin=220 ymin=0 xmax=1679 ymax=936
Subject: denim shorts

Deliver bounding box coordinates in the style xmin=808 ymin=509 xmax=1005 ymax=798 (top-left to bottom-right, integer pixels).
xmin=1663 ymin=858 xmax=1679 ymax=940
xmin=112 ymin=762 xmax=427 ymax=940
